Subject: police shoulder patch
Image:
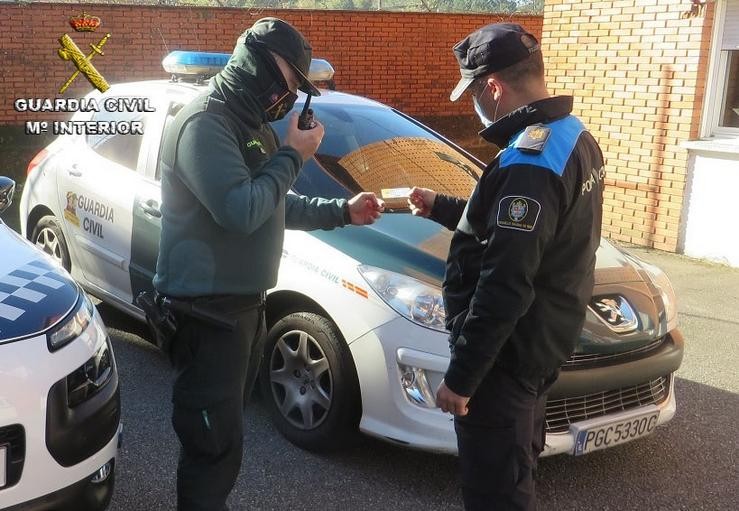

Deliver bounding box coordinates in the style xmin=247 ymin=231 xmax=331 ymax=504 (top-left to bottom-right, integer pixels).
xmin=496 ymin=195 xmax=542 ymax=232
xmin=515 ymin=125 xmax=551 ymax=154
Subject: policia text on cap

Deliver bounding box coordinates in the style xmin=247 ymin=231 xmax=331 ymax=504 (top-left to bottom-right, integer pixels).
xmin=145 ymin=18 xmax=384 ymax=511
xmin=408 ymin=23 xmax=605 ymax=511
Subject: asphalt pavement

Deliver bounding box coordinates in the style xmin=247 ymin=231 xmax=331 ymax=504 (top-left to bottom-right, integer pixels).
xmin=104 ymin=246 xmax=739 ymax=511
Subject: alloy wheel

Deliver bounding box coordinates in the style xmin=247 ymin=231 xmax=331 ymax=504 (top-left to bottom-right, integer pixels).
xmin=35 ymin=228 xmax=63 ymax=265
xmin=268 ymin=329 xmax=333 ymax=430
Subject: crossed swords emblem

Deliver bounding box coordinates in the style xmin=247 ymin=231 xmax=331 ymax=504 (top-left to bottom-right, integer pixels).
xmin=57 ymin=32 xmax=111 ymax=94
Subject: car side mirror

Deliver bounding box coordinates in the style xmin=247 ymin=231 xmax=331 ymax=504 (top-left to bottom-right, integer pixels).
xmin=0 ymin=176 xmax=16 ymax=213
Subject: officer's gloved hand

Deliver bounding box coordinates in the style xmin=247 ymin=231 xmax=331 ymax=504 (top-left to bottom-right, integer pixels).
xmin=284 ymin=112 xmax=324 ymax=162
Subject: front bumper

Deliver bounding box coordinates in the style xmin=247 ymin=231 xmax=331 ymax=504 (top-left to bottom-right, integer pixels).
xmin=0 ymin=309 xmax=121 ymax=509
xmin=4 ymin=456 xmax=117 ymax=511
xmin=349 ymin=318 xmax=684 ymax=456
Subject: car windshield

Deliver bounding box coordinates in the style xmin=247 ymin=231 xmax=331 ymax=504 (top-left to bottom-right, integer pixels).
xmin=273 ymin=102 xmax=481 ymax=206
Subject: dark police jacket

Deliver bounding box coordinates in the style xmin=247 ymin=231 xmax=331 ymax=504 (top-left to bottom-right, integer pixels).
xmin=431 ymin=96 xmax=604 ymax=397
xmin=154 ymin=89 xmax=348 ymax=297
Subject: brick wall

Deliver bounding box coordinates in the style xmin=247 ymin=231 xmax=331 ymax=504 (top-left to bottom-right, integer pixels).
xmin=542 ymin=0 xmax=715 ymax=252
xmin=2 ymin=2 xmax=718 ymax=253
xmin=0 ymin=2 xmax=541 ymax=124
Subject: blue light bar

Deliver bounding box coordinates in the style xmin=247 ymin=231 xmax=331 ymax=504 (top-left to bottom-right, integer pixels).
xmin=161 ymin=51 xmax=336 ymax=83
xmin=162 ymin=51 xmax=231 ymax=78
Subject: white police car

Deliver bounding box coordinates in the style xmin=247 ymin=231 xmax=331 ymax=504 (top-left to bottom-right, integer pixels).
xmin=18 ymin=52 xmax=683 ymax=456
xmin=0 ymin=177 xmax=120 ymax=510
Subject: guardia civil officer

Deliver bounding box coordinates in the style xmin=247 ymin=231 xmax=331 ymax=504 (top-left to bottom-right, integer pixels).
xmin=408 ymin=24 xmax=605 ymax=510
xmin=153 ymin=18 xmax=383 ymax=510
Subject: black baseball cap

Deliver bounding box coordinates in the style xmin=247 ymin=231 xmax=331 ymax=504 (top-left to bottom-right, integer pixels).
xmin=450 ymin=23 xmax=540 ymax=102
xmin=245 ymin=17 xmax=320 ymax=96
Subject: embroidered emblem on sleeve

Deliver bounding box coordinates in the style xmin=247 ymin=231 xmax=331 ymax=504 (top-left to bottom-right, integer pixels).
xmin=496 ymin=196 xmax=542 ymax=232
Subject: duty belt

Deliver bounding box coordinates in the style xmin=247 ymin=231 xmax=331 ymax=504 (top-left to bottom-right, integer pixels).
xmin=155 ymin=291 xmax=266 ymax=331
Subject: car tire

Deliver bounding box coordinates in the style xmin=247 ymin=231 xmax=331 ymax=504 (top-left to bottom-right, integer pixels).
xmin=259 ymin=312 xmax=361 ymax=451
xmin=31 ymin=215 xmax=71 ymax=272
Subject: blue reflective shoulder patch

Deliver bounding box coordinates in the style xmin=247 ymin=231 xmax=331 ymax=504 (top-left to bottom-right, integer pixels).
xmin=499 ymin=116 xmax=586 ymax=176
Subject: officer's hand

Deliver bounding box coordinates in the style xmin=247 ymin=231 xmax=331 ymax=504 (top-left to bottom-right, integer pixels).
xmin=347 ymin=192 xmax=385 ymax=225
xmin=407 ymin=186 xmax=437 ymax=218
xmin=436 ymin=380 xmax=470 ymax=416
xmin=284 ymin=112 xmax=325 ymax=162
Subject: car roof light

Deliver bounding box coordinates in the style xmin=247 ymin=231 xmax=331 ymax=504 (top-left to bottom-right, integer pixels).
xmin=162 ymin=51 xmax=231 ymax=80
xmin=308 ymin=59 xmax=335 ymax=81
xmin=161 ymin=51 xmax=335 ymax=83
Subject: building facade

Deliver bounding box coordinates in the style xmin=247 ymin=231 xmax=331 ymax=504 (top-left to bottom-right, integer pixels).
xmin=0 ymin=1 xmax=736 ymax=265
xmin=542 ymin=0 xmax=738 ymax=266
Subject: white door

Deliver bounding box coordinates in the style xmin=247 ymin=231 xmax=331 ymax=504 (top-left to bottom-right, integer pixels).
xmin=129 ymin=100 xmax=180 ymax=301
xmin=55 ymin=96 xmax=157 ymax=303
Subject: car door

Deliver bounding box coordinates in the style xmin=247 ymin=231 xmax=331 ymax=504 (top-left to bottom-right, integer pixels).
xmin=55 ymin=94 xmax=158 ymax=304
xmin=129 ymin=100 xmax=184 ymax=302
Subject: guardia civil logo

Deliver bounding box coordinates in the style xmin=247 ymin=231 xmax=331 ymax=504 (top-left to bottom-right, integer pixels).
xmin=246 ymin=139 xmax=266 ymax=154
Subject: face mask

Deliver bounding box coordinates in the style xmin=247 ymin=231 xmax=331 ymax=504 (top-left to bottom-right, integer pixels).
xmin=251 ymin=42 xmax=299 ymax=122
xmin=473 ymin=96 xmax=494 ymax=128
xmin=261 ymin=83 xmax=298 ymax=122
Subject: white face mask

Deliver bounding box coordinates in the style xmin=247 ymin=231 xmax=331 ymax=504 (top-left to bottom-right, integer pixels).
xmin=473 ymin=96 xmax=494 ymax=128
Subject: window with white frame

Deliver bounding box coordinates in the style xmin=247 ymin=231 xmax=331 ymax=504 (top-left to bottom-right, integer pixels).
xmin=707 ymin=0 xmax=739 ymax=135
xmin=719 ymin=1 xmax=739 ymax=128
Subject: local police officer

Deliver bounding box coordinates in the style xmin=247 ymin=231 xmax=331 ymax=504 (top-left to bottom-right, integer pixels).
xmin=153 ymin=18 xmax=383 ymax=510
xmin=408 ymin=24 xmax=604 ymax=510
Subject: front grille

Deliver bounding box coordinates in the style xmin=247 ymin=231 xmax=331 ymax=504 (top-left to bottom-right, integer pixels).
xmin=561 ymin=337 xmax=666 ymax=369
xmin=0 ymin=424 xmax=25 ymax=489
xmin=545 ymin=376 xmax=670 ymax=433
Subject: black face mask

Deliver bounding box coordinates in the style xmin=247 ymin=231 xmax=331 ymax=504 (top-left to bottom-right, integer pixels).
xmin=260 ymin=83 xmax=298 ymax=122
xmin=250 ymin=42 xmax=299 ymax=122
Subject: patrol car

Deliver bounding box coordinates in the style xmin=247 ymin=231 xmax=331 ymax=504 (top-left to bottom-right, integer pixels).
xmin=18 ymin=52 xmax=683 ymax=456
xmin=0 ymin=177 xmax=120 ymax=510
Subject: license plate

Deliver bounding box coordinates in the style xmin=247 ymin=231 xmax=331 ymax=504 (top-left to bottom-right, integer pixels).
xmin=0 ymin=444 xmax=6 ymax=487
xmin=572 ymin=408 xmax=660 ymax=455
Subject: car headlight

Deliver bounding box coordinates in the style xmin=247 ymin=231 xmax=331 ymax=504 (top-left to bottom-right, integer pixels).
xmin=636 ymin=260 xmax=678 ymax=332
xmin=67 ymin=338 xmax=114 ymax=408
xmin=358 ymin=265 xmax=446 ymax=332
xmin=47 ymin=292 xmax=93 ymax=351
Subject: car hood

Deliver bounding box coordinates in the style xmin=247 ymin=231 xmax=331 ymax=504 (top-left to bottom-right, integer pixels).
xmin=0 ymin=222 xmax=79 ymax=343
xmin=311 ymin=214 xmax=663 ymax=353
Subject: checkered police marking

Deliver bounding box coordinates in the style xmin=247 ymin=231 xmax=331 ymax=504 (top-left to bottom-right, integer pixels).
xmin=0 ymin=260 xmax=67 ymax=321
xmin=496 ymin=195 xmax=542 ymax=232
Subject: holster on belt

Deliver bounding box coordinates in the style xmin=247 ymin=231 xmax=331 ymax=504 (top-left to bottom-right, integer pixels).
xmin=159 ymin=295 xmax=240 ymax=331
xmin=136 ymin=290 xmax=178 ymax=353
xmin=137 ymin=290 xmax=263 ymax=353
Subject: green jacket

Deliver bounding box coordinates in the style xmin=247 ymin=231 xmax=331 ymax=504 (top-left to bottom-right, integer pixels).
xmin=154 ymin=48 xmax=347 ymax=297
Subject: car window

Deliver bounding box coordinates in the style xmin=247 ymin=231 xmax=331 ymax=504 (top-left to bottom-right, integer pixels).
xmin=273 ymin=103 xmax=481 ymax=202
xmin=86 ymin=98 xmax=147 ymax=171
xmin=155 ymin=102 xmax=184 ymax=181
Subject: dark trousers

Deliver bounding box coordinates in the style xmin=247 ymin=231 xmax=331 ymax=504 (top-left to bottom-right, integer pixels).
xmin=169 ymin=295 xmax=266 ymax=511
xmin=454 ymin=365 xmax=558 ymax=511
